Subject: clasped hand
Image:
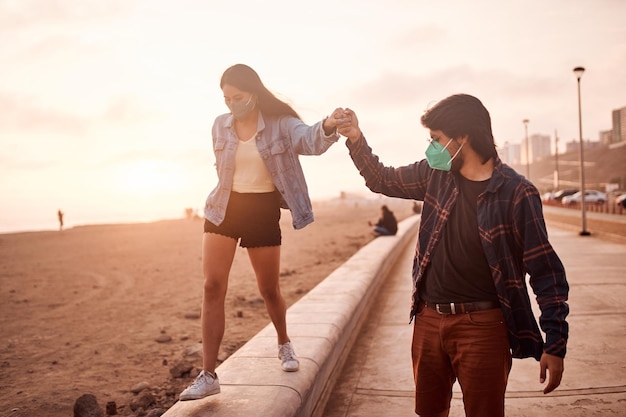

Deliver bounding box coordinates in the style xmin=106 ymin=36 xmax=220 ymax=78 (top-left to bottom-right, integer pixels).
xmin=324 ymin=108 xmax=361 ymax=142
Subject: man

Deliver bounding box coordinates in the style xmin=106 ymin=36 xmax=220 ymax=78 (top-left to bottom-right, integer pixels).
xmin=337 ymin=94 xmax=569 ymax=417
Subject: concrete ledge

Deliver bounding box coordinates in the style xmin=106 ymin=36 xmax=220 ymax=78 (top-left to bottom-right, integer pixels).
xmin=163 ymin=215 xmax=420 ymax=417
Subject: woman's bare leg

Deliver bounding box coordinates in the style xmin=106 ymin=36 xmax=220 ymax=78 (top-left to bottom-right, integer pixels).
xmin=247 ymin=245 xmax=289 ymax=344
xmin=201 ymin=233 xmax=237 ymax=372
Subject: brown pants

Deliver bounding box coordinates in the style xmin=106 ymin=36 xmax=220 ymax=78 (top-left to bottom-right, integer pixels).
xmin=411 ymin=303 xmax=512 ymax=417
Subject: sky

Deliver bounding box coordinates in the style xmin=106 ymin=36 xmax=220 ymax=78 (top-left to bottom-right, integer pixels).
xmin=1 ymin=0 xmax=625 ymax=233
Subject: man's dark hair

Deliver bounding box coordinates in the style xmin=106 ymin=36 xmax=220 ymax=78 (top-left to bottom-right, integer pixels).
xmin=420 ymin=94 xmax=497 ymax=163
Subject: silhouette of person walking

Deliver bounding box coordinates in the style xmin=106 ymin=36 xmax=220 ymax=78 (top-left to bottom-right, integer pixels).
xmin=57 ymin=209 xmax=64 ymax=231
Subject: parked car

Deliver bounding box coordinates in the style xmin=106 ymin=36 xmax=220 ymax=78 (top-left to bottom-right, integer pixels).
xmin=552 ymin=189 xmax=579 ymax=202
xmin=616 ymin=193 xmax=626 ymax=209
xmin=541 ymin=192 xmax=555 ymax=202
xmin=562 ymin=190 xmax=607 ymax=205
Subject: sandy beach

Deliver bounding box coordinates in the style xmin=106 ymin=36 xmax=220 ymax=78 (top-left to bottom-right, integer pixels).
xmin=0 ymin=196 xmax=415 ymax=417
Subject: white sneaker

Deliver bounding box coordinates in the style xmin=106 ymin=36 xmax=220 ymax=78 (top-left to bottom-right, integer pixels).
xmin=179 ymin=370 xmax=220 ymax=401
xmin=278 ymin=341 xmax=300 ymax=372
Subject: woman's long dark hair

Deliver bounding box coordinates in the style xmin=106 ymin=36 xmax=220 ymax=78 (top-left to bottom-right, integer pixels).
xmin=220 ymin=64 xmax=300 ymax=120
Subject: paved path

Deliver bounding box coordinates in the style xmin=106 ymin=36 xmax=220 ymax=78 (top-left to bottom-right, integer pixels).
xmin=323 ymin=224 xmax=626 ymax=416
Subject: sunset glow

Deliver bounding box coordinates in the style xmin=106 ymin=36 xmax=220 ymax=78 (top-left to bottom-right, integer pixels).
xmin=114 ymin=160 xmax=186 ymax=197
xmin=1 ymin=0 xmax=625 ymax=233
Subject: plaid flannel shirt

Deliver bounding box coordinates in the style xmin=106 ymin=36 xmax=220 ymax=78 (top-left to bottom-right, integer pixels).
xmin=347 ymin=135 xmax=569 ymax=360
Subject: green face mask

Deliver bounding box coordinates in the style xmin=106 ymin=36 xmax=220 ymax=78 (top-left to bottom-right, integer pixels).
xmin=425 ymin=138 xmax=463 ymax=171
xmin=425 ymin=139 xmax=452 ymax=171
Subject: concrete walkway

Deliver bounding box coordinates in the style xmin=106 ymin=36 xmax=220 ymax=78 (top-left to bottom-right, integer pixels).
xmin=323 ymin=222 xmax=626 ymax=416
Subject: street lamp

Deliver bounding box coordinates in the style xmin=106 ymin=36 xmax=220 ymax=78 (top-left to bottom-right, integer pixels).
xmin=523 ymin=119 xmax=530 ymax=179
xmin=554 ymin=129 xmax=559 ymax=191
xmin=573 ymin=66 xmax=590 ymax=236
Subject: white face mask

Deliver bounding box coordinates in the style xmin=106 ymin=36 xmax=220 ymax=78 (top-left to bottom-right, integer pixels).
xmin=228 ymin=95 xmax=256 ymax=120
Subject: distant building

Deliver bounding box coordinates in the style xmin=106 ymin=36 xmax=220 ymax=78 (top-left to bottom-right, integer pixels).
xmin=600 ymin=129 xmax=614 ymax=146
xmin=531 ymin=134 xmax=551 ymax=162
xmin=612 ymin=106 xmax=626 ymax=144
xmin=500 ymin=141 xmax=521 ymax=165
xmin=521 ymin=133 xmax=551 ymax=164
xmin=565 ymin=139 xmax=603 ymax=153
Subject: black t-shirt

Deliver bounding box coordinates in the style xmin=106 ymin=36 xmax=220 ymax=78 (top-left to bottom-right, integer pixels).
xmin=421 ymin=173 xmax=498 ymax=303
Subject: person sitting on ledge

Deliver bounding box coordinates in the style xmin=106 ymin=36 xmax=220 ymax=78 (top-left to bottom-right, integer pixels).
xmin=369 ymin=205 xmax=398 ymax=236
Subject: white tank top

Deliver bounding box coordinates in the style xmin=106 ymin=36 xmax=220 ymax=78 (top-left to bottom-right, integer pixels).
xmin=232 ymin=133 xmax=275 ymax=193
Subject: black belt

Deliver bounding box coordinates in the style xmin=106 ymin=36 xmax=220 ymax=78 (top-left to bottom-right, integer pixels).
xmin=421 ymin=300 xmax=500 ymax=315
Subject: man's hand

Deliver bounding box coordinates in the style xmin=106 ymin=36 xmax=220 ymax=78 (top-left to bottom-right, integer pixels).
xmin=539 ymin=352 xmax=564 ymax=394
xmin=337 ymin=108 xmax=361 ymax=142
xmin=323 ymin=108 xmax=349 ymax=135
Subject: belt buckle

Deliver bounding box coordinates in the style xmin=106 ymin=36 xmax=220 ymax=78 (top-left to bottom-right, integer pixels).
xmin=436 ymin=302 xmax=456 ymax=315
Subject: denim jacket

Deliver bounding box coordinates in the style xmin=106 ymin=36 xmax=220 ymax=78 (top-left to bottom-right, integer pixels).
xmin=204 ymin=112 xmax=340 ymax=230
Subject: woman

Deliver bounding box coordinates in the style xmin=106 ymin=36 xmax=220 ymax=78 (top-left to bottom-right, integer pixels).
xmin=180 ymin=64 xmax=346 ymax=401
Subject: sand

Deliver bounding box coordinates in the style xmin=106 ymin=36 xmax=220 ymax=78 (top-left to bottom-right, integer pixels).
xmin=0 ymin=196 xmax=415 ymax=417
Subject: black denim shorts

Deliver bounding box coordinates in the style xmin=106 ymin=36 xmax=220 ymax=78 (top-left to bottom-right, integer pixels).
xmin=203 ymin=191 xmax=282 ymax=248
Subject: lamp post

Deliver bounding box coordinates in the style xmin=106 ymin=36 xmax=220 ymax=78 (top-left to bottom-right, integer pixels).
xmin=573 ymin=66 xmax=590 ymax=236
xmin=523 ymin=119 xmax=530 ymax=179
xmin=554 ymin=129 xmax=559 ymax=190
